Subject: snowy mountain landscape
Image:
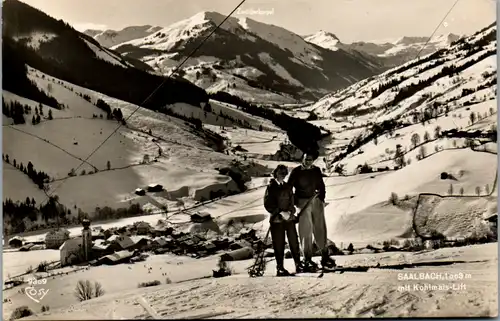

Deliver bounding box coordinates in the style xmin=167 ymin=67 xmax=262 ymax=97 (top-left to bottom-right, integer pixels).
xmin=91 ymin=11 xmax=384 ymax=103
xmin=84 ymin=25 xmax=163 ymax=49
xmin=305 ymin=31 xmax=462 ymax=68
xmin=2 ymin=0 xmax=498 ymax=319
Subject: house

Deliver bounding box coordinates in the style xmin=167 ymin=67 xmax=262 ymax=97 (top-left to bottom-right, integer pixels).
xmin=98 ymin=250 xmax=134 ymax=265
xmin=136 ymin=222 xmax=152 ymax=235
xmin=92 ymin=239 xmax=114 ymax=256
xmin=189 ymin=213 xmax=221 ymax=235
xmin=60 ymin=237 xmax=84 ymax=267
xmin=147 ymin=184 xmax=163 ymax=192
xmin=190 ymin=212 xmax=212 ymax=223
xmin=92 ymin=230 xmax=106 ymax=240
xmin=92 ymin=226 xmax=103 ymax=233
xmin=106 ymin=235 xmax=135 ymax=251
xmin=151 ymin=237 xmax=168 ymax=249
xmin=135 ymin=188 xmax=146 ymax=196
xmin=8 ymin=236 xmax=23 ymax=248
xmin=130 ymin=236 xmax=151 ymax=250
xmin=236 ymin=228 xmax=256 ymax=240
xmin=45 ymin=229 xmax=70 ymax=249
xmin=151 ymin=225 xmax=174 ymax=237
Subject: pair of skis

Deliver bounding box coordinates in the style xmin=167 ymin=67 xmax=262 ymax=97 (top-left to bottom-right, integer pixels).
xmin=247 ymin=256 xmax=370 ymax=278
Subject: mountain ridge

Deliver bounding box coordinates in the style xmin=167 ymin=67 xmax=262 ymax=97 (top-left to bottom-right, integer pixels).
xmin=106 ymin=11 xmax=384 ymax=102
xmin=84 ymin=25 xmax=163 ymax=48
xmin=305 ymin=30 xmax=462 ymax=68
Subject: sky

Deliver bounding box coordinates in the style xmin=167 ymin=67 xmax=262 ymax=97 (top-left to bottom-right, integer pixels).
xmin=17 ymin=0 xmax=496 ymax=43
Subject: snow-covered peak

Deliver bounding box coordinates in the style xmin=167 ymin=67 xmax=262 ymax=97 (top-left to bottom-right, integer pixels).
xmin=91 ymin=25 xmax=163 ymax=48
xmin=394 ymin=33 xmax=460 ymax=46
xmin=432 ymin=33 xmax=461 ymax=45
xmin=115 ymin=11 xmax=321 ymax=64
xmin=304 ymin=30 xmax=342 ymax=51
xmin=394 ymin=36 xmax=429 ymax=45
xmin=83 ymin=29 xmax=103 ymax=37
xmin=237 ymin=16 xmax=321 ymax=63
xmin=111 ymin=12 xmax=225 ymax=51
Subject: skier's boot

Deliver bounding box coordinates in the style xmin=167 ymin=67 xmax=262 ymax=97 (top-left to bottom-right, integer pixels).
xmin=294 ymin=261 xmax=305 ymax=274
xmin=302 ymin=259 xmax=320 ymax=273
xmin=321 ymin=254 xmax=337 ymax=270
xmin=277 ymin=267 xmax=292 ymax=277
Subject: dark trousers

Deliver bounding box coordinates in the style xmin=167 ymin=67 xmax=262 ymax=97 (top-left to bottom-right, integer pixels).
xmin=270 ymin=220 xmax=301 ymax=269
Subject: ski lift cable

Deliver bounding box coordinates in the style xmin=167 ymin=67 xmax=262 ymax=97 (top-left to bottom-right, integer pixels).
xmin=39 ymin=0 xmax=249 ymax=207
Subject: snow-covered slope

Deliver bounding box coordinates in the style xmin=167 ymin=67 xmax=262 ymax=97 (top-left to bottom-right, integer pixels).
xmin=310 ymin=23 xmax=496 ymax=121
xmin=305 ymin=23 xmax=497 ymax=179
xmin=84 ymin=25 xmax=162 ymax=48
xmin=304 ymin=30 xmax=341 ymax=51
xmin=82 ymin=29 xmax=102 ymax=37
xmin=2 ymin=67 xmax=243 ymax=216
xmin=112 ymin=11 xmax=384 ymax=102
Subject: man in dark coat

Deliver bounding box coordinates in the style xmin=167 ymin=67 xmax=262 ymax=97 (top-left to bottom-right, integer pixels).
xmin=288 ymin=151 xmax=336 ymax=271
xmin=264 ymin=165 xmax=303 ymax=276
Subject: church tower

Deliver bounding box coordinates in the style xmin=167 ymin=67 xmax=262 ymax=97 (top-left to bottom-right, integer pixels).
xmin=81 ymin=219 xmax=92 ymax=261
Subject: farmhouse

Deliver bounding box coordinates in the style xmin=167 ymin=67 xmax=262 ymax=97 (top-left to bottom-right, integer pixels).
xmin=8 ymin=236 xmax=23 ymax=248
xmin=45 ymin=228 xmax=70 ymax=249
xmin=91 ymin=226 xmax=103 ymax=234
xmin=136 ymin=222 xmax=152 ymax=235
xmin=98 ymin=250 xmax=134 ymax=265
xmin=130 ymin=235 xmax=151 ymax=250
xmin=91 ymin=230 xmax=107 ymax=240
xmin=151 ymin=237 xmax=168 ymax=249
xmin=147 ymin=184 xmax=163 ymax=192
xmin=107 ymin=235 xmax=135 ymax=251
xmin=92 ymin=239 xmax=114 ymax=256
xmin=190 ymin=212 xmax=212 ymax=223
xmin=151 ymin=225 xmax=174 ymax=237
xmin=188 ymin=220 xmax=221 ymax=235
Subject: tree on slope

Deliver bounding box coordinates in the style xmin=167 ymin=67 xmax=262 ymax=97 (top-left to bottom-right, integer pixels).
xmin=411 ymin=133 xmax=420 ymax=148
xmin=419 ymin=145 xmax=427 ymax=159
xmin=394 ymin=145 xmax=405 ymax=168
xmin=469 ymin=112 xmax=476 ymax=125
xmin=423 ymin=131 xmax=431 ymax=142
xmin=434 ymin=126 xmax=441 ymax=139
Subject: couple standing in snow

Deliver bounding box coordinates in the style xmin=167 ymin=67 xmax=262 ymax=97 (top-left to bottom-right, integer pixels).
xmin=264 ymin=151 xmax=336 ymax=276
